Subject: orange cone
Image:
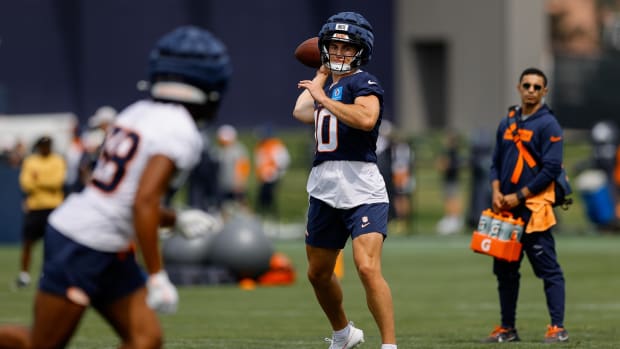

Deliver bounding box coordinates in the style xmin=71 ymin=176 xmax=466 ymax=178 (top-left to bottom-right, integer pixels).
xmin=239 ymin=278 xmax=257 ymax=290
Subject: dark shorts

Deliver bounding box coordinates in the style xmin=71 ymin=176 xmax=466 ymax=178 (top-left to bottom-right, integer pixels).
xmin=305 ymin=196 xmax=388 ymax=249
xmin=22 ymin=209 xmax=53 ymax=241
xmin=39 ymin=225 xmax=146 ymax=308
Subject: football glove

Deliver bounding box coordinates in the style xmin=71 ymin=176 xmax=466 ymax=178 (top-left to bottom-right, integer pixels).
xmin=146 ymin=270 xmax=178 ymax=314
xmin=174 ymin=209 xmax=219 ymax=239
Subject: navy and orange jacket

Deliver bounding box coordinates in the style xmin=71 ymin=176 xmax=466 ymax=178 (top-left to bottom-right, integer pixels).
xmin=490 ymin=104 xmax=563 ymax=219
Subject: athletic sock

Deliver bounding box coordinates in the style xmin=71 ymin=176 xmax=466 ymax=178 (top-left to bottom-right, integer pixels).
xmin=381 ymin=345 xmax=397 ymax=349
xmin=333 ymin=324 xmax=351 ymax=341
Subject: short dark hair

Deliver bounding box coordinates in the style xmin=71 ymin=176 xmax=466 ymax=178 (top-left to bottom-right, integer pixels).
xmin=519 ymin=67 xmax=547 ymax=87
xmin=35 ymin=136 xmax=52 ymax=148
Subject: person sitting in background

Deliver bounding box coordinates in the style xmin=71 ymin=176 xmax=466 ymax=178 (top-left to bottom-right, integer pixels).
xmin=16 ymin=136 xmax=66 ymax=288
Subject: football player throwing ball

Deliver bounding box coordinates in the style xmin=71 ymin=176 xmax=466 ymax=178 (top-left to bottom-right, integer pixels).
xmin=293 ymin=11 xmax=397 ymax=349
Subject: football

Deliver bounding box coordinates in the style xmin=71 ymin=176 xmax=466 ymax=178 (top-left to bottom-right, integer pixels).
xmin=294 ymin=37 xmax=321 ymax=68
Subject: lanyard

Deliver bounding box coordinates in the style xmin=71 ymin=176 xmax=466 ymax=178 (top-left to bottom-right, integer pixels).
xmin=507 ymin=107 xmax=538 ymax=184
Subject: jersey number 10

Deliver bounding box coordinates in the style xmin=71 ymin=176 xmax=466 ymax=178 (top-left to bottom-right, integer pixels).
xmin=316 ymin=107 xmax=338 ymax=152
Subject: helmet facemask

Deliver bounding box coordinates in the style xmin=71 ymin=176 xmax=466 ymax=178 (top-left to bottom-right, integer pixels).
xmin=320 ymin=38 xmax=364 ymax=75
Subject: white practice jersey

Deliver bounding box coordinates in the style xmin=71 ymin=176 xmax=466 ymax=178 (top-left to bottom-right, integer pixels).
xmin=49 ymin=100 xmax=202 ymax=252
xmin=307 ymin=160 xmax=388 ymax=209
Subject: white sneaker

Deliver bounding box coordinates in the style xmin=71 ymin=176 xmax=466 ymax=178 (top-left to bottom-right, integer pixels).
xmin=15 ymin=272 xmax=31 ymax=289
xmin=436 ymin=215 xmax=463 ymax=235
xmin=325 ymin=322 xmax=365 ymax=349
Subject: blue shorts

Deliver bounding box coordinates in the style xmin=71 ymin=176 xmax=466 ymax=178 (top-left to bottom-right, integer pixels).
xmin=39 ymin=225 xmax=146 ymax=308
xmin=305 ymin=196 xmax=388 ymax=249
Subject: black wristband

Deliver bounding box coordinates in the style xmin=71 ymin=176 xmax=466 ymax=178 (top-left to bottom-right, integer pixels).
xmin=516 ymin=190 xmax=525 ymax=202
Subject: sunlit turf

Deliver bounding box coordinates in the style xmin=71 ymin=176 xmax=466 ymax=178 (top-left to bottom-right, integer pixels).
xmin=0 ymin=233 xmax=618 ymax=348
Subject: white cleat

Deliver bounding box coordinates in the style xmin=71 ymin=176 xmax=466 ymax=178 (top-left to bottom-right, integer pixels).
xmin=325 ymin=322 xmax=365 ymax=349
xmin=15 ymin=272 xmax=31 ymax=289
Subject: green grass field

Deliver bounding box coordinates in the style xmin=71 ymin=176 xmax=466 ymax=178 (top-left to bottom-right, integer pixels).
xmin=1 ymin=130 xmax=617 ymax=347
xmin=1 ymin=234 xmax=618 ymax=348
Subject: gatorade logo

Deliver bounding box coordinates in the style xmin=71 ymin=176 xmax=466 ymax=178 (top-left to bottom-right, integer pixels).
xmin=478 ymin=221 xmax=488 ymax=231
xmin=481 ymin=238 xmax=492 ymax=252
xmin=490 ymin=224 xmax=500 ymax=236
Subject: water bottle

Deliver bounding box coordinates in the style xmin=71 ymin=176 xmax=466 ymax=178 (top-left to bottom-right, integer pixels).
xmin=477 ymin=209 xmax=494 ymax=235
xmin=488 ymin=214 xmax=503 ymax=238
xmin=513 ymin=217 xmax=525 ymax=241
xmin=498 ymin=216 xmax=516 ymax=240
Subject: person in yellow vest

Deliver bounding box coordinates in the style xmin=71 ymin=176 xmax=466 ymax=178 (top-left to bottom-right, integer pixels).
xmin=16 ymin=136 xmax=66 ymax=288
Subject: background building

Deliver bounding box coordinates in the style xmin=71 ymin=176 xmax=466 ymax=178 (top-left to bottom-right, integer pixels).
xmin=395 ymin=0 xmax=549 ymax=133
xmin=2 ymin=1 xmax=619 ymax=132
xmin=0 ymin=1 xmax=394 ymax=129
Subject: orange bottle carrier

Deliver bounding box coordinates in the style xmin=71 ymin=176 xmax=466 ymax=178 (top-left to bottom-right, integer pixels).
xmin=470 ymin=210 xmax=524 ymax=262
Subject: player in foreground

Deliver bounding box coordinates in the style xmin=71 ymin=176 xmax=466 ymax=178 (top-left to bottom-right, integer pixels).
xmin=293 ymin=11 xmax=397 ymax=349
xmin=0 ymin=25 xmax=232 ymax=349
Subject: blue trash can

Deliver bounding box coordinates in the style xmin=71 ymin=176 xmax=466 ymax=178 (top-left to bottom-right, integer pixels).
xmin=576 ymin=169 xmax=615 ymax=225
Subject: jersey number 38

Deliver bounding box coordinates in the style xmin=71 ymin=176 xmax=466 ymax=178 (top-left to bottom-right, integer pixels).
xmin=91 ymin=127 xmax=141 ymax=193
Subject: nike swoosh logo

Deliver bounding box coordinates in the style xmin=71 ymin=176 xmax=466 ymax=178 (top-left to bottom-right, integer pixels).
xmin=550 ymin=136 xmax=562 ymax=142
xmin=368 ymin=80 xmax=377 ymax=85
xmin=361 ymin=222 xmax=370 ymax=228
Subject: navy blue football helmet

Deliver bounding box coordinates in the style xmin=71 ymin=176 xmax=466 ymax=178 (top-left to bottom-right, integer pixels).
xmin=148 ymin=26 xmax=232 ymax=105
xmin=318 ymin=12 xmax=374 ymax=73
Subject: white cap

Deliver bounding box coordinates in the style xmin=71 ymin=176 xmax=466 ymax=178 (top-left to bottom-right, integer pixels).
xmin=217 ymin=124 xmax=237 ymax=144
xmin=88 ymin=105 xmax=117 ymax=128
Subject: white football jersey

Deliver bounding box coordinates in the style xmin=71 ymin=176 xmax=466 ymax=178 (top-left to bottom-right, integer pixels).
xmin=49 ymin=100 xmax=203 ymax=252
